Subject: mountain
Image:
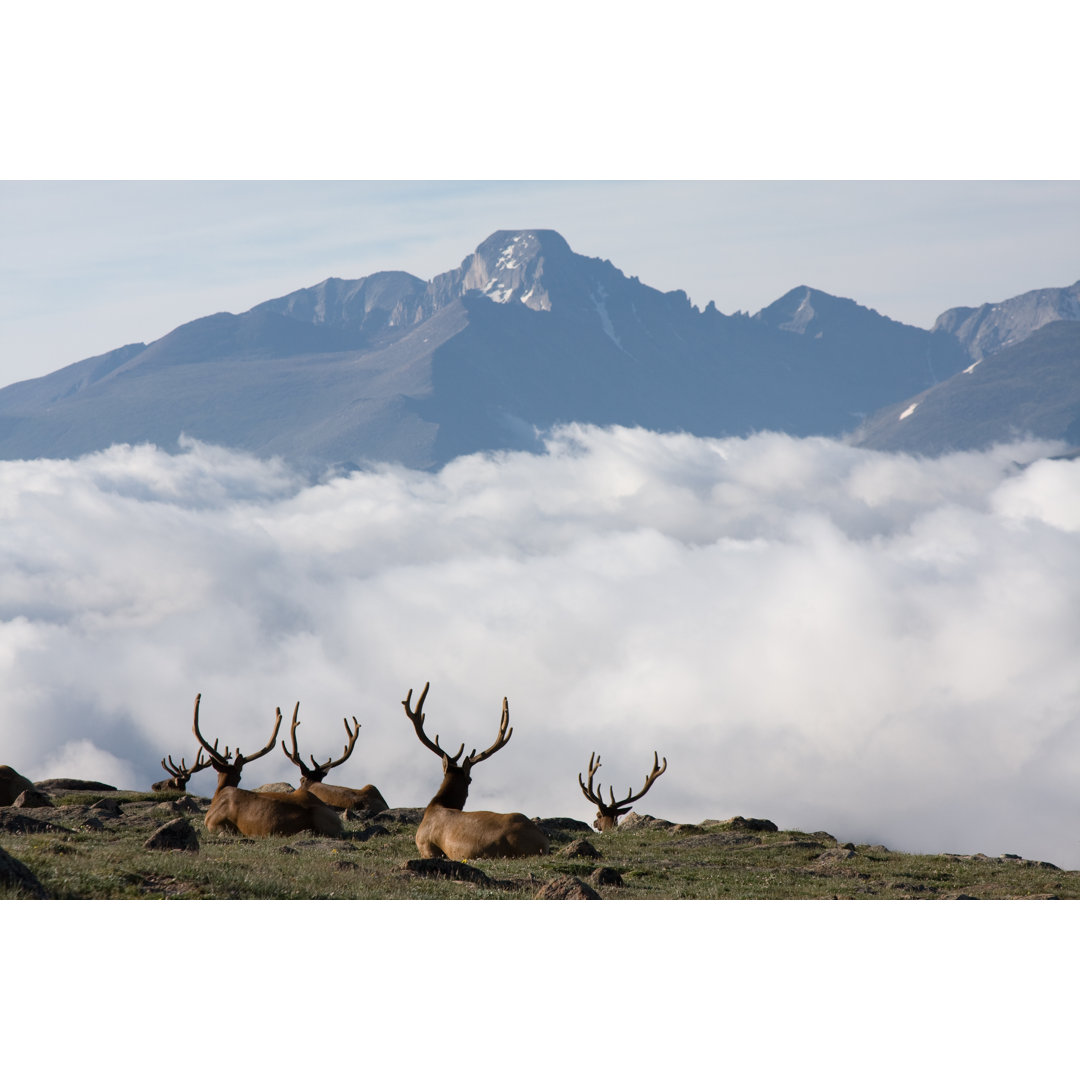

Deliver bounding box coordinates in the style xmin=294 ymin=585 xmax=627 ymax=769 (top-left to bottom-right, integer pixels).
xmin=932 ymin=280 xmax=1080 ymax=362
xmin=0 ymin=229 xmax=983 ymax=469
xmin=851 ymin=320 xmax=1080 ymax=454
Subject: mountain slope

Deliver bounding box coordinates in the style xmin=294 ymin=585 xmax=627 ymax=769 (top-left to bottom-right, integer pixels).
xmin=0 ymin=230 xmax=974 ymax=469
xmin=851 ymin=320 xmax=1080 ymax=453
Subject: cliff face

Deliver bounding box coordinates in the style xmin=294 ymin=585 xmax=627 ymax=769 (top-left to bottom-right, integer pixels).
xmin=933 ymin=280 xmax=1080 ymax=362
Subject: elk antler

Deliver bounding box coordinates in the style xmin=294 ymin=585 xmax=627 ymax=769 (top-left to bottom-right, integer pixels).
xmin=463 ymin=697 xmax=513 ymax=767
xmin=192 ymin=692 xmax=281 ymax=767
xmin=579 ymin=750 xmax=667 ymax=820
xmin=402 ymin=682 xmax=464 ymax=763
xmin=280 ymin=702 xmax=360 ymax=779
xmin=160 ymin=748 xmax=211 ymax=779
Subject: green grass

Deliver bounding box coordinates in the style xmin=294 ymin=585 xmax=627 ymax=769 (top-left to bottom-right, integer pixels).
xmin=2 ymin=795 xmax=1077 ymax=899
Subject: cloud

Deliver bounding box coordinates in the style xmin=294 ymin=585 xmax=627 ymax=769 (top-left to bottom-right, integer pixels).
xmin=2 ymin=428 xmax=1078 ymax=867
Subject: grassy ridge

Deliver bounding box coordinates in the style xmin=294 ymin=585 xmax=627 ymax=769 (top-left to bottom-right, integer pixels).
xmin=2 ymin=792 xmax=1077 ymax=899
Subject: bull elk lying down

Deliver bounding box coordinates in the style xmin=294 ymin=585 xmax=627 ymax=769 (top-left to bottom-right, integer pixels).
xmin=151 ymin=750 xmax=213 ymax=792
xmin=192 ymin=694 xmax=343 ymax=838
xmin=402 ymin=682 xmax=549 ymax=860
xmin=280 ymin=703 xmax=389 ymax=817
xmin=579 ymin=750 xmax=667 ymax=831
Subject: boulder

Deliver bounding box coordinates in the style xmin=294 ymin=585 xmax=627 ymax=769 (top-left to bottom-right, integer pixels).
xmin=13 ymin=788 xmax=53 ymax=808
xmin=374 ymin=807 xmax=425 ymax=825
xmin=590 ymin=866 xmax=624 ymax=887
xmin=402 ymin=857 xmax=493 ymax=885
xmin=353 ymin=824 xmax=391 ymax=842
xmin=535 ymin=874 xmax=601 ymax=900
xmin=0 ymin=810 xmax=73 ymax=834
xmin=559 ymin=839 xmax=601 ymax=859
xmin=254 ymin=782 xmax=295 ymax=793
xmin=0 ymin=765 xmax=35 ymax=806
xmin=617 ymin=812 xmax=675 ymax=831
xmin=33 ymin=778 xmax=117 ymax=793
xmin=90 ymin=798 xmax=123 ymax=818
xmin=171 ymin=795 xmax=206 ymax=813
xmin=145 ymin=817 xmax=199 ymax=851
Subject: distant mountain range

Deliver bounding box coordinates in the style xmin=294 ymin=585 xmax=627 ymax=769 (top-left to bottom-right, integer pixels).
xmin=1 ymin=230 xmax=1077 ymax=468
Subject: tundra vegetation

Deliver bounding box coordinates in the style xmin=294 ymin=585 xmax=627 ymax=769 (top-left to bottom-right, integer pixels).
xmin=2 ymin=786 xmax=1077 ymax=900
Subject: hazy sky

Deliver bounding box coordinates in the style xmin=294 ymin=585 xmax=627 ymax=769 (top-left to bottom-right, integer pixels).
xmin=2 ymin=180 xmax=1078 ymax=387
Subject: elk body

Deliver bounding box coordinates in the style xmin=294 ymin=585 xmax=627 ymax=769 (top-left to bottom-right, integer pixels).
xmin=280 ymin=703 xmax=389 ymax=817
xmin=579 ymin=750 xmax=667 ymax=831
xmin=151 ymin=750 xmax=212 ymax=792
xmin=192 ymin=694 xmax=343 ymax=838
xmin=403 ymin=682 xmax=549 ymax=860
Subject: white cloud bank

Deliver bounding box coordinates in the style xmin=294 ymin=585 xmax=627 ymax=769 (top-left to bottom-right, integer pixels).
xmin=2 ymin=427 xmax=1079 ymax=867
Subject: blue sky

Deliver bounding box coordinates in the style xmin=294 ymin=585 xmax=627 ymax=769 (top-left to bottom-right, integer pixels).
xmin=2 ymin=179 xmax=1078 ymax=387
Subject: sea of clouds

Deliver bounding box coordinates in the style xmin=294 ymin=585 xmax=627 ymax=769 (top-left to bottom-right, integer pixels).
xmin=2 ymin=425 xmax=1079 ymax=867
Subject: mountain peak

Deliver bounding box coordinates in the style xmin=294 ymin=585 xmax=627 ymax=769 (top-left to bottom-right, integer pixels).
xmin=439 ymin=229 xmax=573 ymax=312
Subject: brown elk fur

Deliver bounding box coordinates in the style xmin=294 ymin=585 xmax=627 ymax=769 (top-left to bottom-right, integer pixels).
xmin=416 ymin=758 xmax=549 ymax=859
xmin=192 ymin=695 xmax=343 ymax=839
xmin=279 ymin=705 xmax=389 ymax=817
xmin=403 ymin=683 xmax=549 ymax=860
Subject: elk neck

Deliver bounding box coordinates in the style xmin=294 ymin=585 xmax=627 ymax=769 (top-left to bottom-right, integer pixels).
xmin=428 ymin=762 xmax=472 ymax=811
xmin=211 ymin=763 xmax=244 ymax=794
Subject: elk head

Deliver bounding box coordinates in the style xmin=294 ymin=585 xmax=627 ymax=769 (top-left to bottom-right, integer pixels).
xmin=579 ymin=750 xmax=667 ymax=831
xmin=402 ymin=681 xmax=512 ymax=811
xmin=192 ymin=692 xmax=281 ymax=793
xmin=151 ymin=749 xmax=213 ymax=792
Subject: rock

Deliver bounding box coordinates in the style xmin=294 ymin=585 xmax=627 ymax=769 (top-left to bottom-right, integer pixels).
xmin=353 ymin=824 xmax=390 ymax=842
xmin=145 ymin=816 xmax=199 ymax=852
xmin=374 ymin=807 xmax=425 ymax=825
xmin=534 ymin=816 xmax=593 ymax=834
xmin=0 ymin=843 xmax=49 ymax=898
xmin=13 ymin=788 xmax=53 ymax=808
xmin=402 ymin=858 xmax=493 ymax=885
xmin=727 ymin=816 xmax=779 ymax=832
xmin=0 ymin=766 xmax=36 ymax=806
xmin=559 ymin=839 xmax=601 ymax=859
xmin=617 ymin=812 xmax=673 ymax=831
xmin=818 ymin=846 xmax=856 ymax=861
xmin=254 ymin=782 xmax=295 ymax=793
xmin=33 ymin=778 xmax=117 ymax=793
xmin=590 ymin=866 xmax=624 ymax=887
xmin=171 ymin=795 xmax=206 ymax=813
xmin=90 ymin=798 xmax=123 ymax=818
xmin=0 ymin=810 xmax=73 ymax=834
xmin=535 ymin=874 xmax=601 ymax=900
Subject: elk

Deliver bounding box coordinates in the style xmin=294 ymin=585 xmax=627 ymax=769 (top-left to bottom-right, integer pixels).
xmin=151 ymin=749 xmax=213 ymax=792
xmin=402 ymin=681 xmax=549 ymax=860
xmin=579 ymin=750 xmax=667 ymax=831
xmin=279 ymin=703 xmax=389 ymax=817
xmin=191 ymin=693 xmax=343 ymax=838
